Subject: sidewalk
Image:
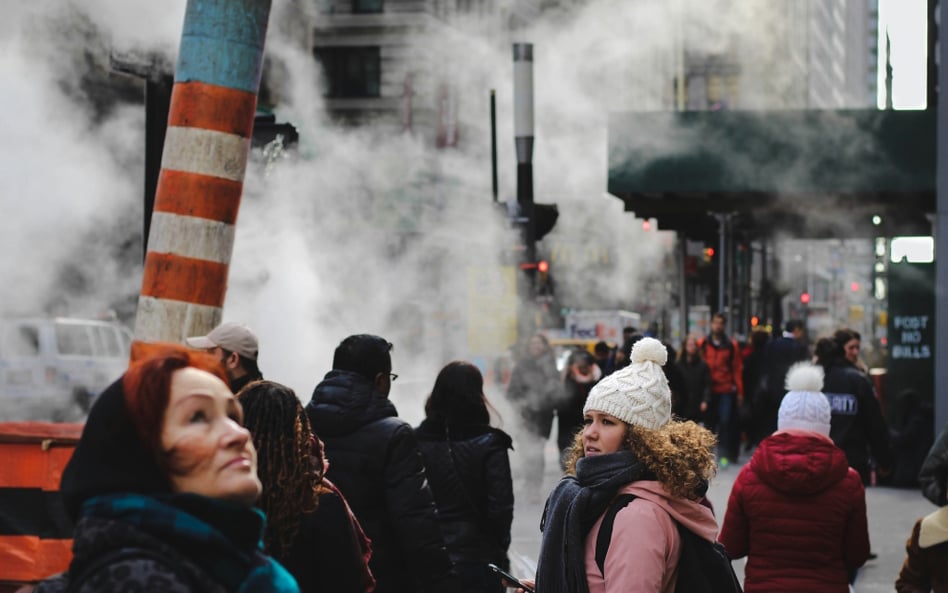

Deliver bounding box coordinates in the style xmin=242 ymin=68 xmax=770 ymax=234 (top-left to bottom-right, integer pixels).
xmin=507 ymin=441 xmax=932 ymax=592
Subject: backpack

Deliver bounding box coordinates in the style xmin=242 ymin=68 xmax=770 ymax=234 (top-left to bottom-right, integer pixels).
xmin=595 ymin=494 xmax=742 ymax=593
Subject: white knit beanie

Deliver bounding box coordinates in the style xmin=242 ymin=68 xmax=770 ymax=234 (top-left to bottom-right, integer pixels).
xmin=777 ymin=362 xmax=832 ymax=437
xmin=583 ymin=337 xmax=671 ymax=430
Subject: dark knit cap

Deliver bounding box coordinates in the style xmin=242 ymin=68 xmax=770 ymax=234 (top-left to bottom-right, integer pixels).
xmin=60 ymin=377 xmax=171 ymax=521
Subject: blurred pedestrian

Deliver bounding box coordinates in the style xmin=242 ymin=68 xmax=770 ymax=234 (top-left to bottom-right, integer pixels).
xmin=506 ymin=333 xmax=563 ymax=503
xmin=557 ymin=349 xmax=602 ymax=463
xmin=759 ymin=319 xmax=809 ymax=440
xmin=742 ymin=329 xmax=770 ymax=448
xmin=834 ymin=328 xmax=869 ymax=374
xmin=662 ymin=341 xmax=688 ymax=424
xmin=814 ymin=337 xmax=893 ymax=485
xmin=900 ymin=418 xmax=948 ymax=592
xmin=34 ymin=344 xmax=297 ymax=593
xmin=719 ymin=362 xmax=870 ymax=593
xmin=593 ymin=341 xmax=616 ymax=377
xmin=676 ymin=335 xmax=710 ymax=423
xmin=886 ymin=389 xmax=935 ymax=489
xmin=699 ymin=312 xmax=743 ymax=467
xmin=186 ymin=321 xmax=263 ymax=393
xmin=919 ymin=423 xmax=948 ymax=506
xmin=414 ymin=362 xmax=514 ymax=593
xmin=896 ymin=493 xmax=948 ymax=592
xmin=531 ymin=337 xmax=719 ymax=593
xmin=240 ymin=380 xmax=376 ymax=593
xmin=306 ymin=334 xmax=459 ymax=593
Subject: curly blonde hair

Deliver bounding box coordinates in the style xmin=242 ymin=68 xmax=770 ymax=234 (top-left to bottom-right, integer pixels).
xmin=563 ymin=420 xmax=717 ymax=500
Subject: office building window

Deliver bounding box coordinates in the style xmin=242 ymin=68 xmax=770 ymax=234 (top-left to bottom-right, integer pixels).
xmin=353 ymin=0 xmax=383 ymax=13
xmin=314 ymin=47 xmax=381 ymax=98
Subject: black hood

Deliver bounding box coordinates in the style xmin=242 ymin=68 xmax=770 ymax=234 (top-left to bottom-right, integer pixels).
xmin=307 ymin=370 xmax=398 ymax=437
xmin=60 ymin=377 xmax=171 ymax=522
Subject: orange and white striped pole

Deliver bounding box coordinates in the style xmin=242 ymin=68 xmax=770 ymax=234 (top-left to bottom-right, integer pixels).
xmin=132 ymin=0 xmax=271 ymax=360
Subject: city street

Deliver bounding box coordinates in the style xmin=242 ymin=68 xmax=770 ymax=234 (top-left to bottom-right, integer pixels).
xmin=506 ymin=439 xmax=932 ymax=592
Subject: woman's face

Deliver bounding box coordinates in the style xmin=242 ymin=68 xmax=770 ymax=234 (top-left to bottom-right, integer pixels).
xmin=684 ymin=337 xmax=698 ymax=356
xmin=160 ymin=367 xmax=261 ymax=506
xmin=844 ymin=338 xmax=860 ymax=364
xmin=528 ymin=336 xmax=547 ymax=358
xmin=582 ymin=411 xmax=627 ymax=457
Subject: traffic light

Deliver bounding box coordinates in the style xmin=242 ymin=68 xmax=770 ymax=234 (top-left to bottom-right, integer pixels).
xmin=534 ymin=203 xmax=559 ymax=242
xmin=520 ymin=260 xmax=554 ymax=297
xmin=703 ymin=247 xmax=715 ymax=263
xmin=800 ymin=291 xmax=810 ymax=305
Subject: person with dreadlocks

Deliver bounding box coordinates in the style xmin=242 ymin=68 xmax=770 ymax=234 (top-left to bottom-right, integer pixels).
xmin=239 ymin=380 xmax=375 ymax=593
xmin=414 ymin=361 xmax=514 ymax=593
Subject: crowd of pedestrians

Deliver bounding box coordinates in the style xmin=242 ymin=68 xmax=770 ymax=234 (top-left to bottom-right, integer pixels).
xmin=20 ymin=316 xmax=948 ymax=593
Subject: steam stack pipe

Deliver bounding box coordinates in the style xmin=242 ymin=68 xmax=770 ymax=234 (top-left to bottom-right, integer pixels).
xmin=132 ymin=0 xmax=271 ymax=359
xmin=513 ymin=43 xmax=536 ymax=269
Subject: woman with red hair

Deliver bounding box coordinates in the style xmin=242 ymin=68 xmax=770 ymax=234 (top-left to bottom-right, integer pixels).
xmin=34 ymin=343 xmax=298 ymax=593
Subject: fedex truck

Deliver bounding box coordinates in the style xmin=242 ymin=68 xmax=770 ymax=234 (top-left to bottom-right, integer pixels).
xmin=564 ymin=310 xmax=642 ymax=343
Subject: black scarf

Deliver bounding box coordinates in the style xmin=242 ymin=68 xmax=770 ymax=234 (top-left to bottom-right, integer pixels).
xmin=535 ymin=450 xmax=653 ymax=593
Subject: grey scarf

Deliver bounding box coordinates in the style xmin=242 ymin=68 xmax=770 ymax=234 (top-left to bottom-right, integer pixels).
xmin=535 ymin=450 xmax=652 ymax=593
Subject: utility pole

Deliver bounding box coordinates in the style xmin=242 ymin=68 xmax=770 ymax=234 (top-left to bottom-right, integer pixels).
xmin=935 ymin=0 xmax=948 ymax=430
xmin=514 ymin=43 xmax=536 ymax=268
xmin=132 ymin=0 xmax=272 ymax=360
xmin=513 ymin=43 xmax=536 ymax=340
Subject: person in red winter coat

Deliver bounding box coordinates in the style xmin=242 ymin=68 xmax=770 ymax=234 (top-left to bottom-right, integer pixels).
xmin=719 ymin=362 xmax=870 ymax=593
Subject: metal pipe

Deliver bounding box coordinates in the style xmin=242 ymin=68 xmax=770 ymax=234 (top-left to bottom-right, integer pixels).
xmin=513 ymin=43 xmax=535 ymax=265
xmin=491 ymin=89 xmax=498 ymax=203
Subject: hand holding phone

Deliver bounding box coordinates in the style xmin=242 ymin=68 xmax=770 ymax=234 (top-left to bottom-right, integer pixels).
xmin=487 ymin=563 xmax=535 ymax=593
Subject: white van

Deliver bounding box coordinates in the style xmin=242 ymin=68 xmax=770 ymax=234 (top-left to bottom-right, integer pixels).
xmin=0 ymin=317 xmax=132 ymax=421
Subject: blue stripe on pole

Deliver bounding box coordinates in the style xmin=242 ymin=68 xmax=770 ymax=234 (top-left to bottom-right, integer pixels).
xmin=175 ymin=0 xmax=272 ymax=93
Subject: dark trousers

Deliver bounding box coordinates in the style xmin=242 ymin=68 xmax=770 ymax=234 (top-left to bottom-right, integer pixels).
xmin=705 ymin=392 xmax=740 ymax=460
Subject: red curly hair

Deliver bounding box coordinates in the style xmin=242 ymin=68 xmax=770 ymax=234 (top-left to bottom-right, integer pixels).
xmin=122 ymin=343 xmax=229 ymax=470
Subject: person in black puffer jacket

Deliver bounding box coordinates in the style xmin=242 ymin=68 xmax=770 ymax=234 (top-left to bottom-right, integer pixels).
xmin=815 ymin=337 xmax=893 ymax=485
xmin=415 ymin=361 xmax=515 ymax=593
xmin=306 ymin=334 xmax=459 ymax=593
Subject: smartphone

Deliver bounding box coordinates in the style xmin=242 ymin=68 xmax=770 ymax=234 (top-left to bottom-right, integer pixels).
xmin=487 ymin=563 xmax=535 ymax=593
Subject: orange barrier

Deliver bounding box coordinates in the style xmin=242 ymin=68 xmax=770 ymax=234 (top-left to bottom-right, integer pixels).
xmin=0 ymin=422 xmax=81 ymax=585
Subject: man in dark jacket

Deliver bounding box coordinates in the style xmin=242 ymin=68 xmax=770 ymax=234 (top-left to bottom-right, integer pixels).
xmin=306 ymin=334 xmax=460 ymax=593
xmin=759 ymin=319 xmax=809 ymax=439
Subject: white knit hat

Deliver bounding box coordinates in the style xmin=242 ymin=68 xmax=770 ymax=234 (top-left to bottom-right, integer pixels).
xmin=583 ymin=337 xmax=671 ymax=430
xmin=778 ymin=362 xmax=832 ymax=436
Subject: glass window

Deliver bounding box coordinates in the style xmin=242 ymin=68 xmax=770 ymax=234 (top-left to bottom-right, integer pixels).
xmin=353 ymin=0 xmax=383 ymax=13
xmin=5 ymin=325 xmax=41 ymax=357
xmin=55 ymin=323 xmax=94 ymax=356
xmin=314 ymin=47 xmax=381 ymax=98
xmin=97 ymin=327 xmax=122 ymax=357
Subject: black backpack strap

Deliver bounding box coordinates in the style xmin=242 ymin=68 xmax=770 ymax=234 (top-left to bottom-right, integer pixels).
xmin=594 ymin=493 xmax=637 ymax=575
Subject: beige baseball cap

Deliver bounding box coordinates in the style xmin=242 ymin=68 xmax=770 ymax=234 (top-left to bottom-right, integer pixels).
xmin=185 ymin=322 xmax=259 ymax=361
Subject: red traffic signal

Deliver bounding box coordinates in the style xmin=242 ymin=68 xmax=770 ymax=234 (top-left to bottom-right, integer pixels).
xmin=800 ymin=291 xmax=810 ymax=305
xmin=519 ymin=260 xmax=550 ymax=272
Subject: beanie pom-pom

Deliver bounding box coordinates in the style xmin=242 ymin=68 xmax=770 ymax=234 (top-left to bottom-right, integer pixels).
xmin=631 ymin=337 xmax=667 ymax=366
xmin=785 ymin=362 xmax=824 ymax=392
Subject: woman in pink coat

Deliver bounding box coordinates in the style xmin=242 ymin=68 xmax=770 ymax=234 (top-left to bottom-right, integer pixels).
xmin=719 ymin=362 xmax=870 ymax=593
xmin=523 ymin=338 xmax=719 ymax=593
